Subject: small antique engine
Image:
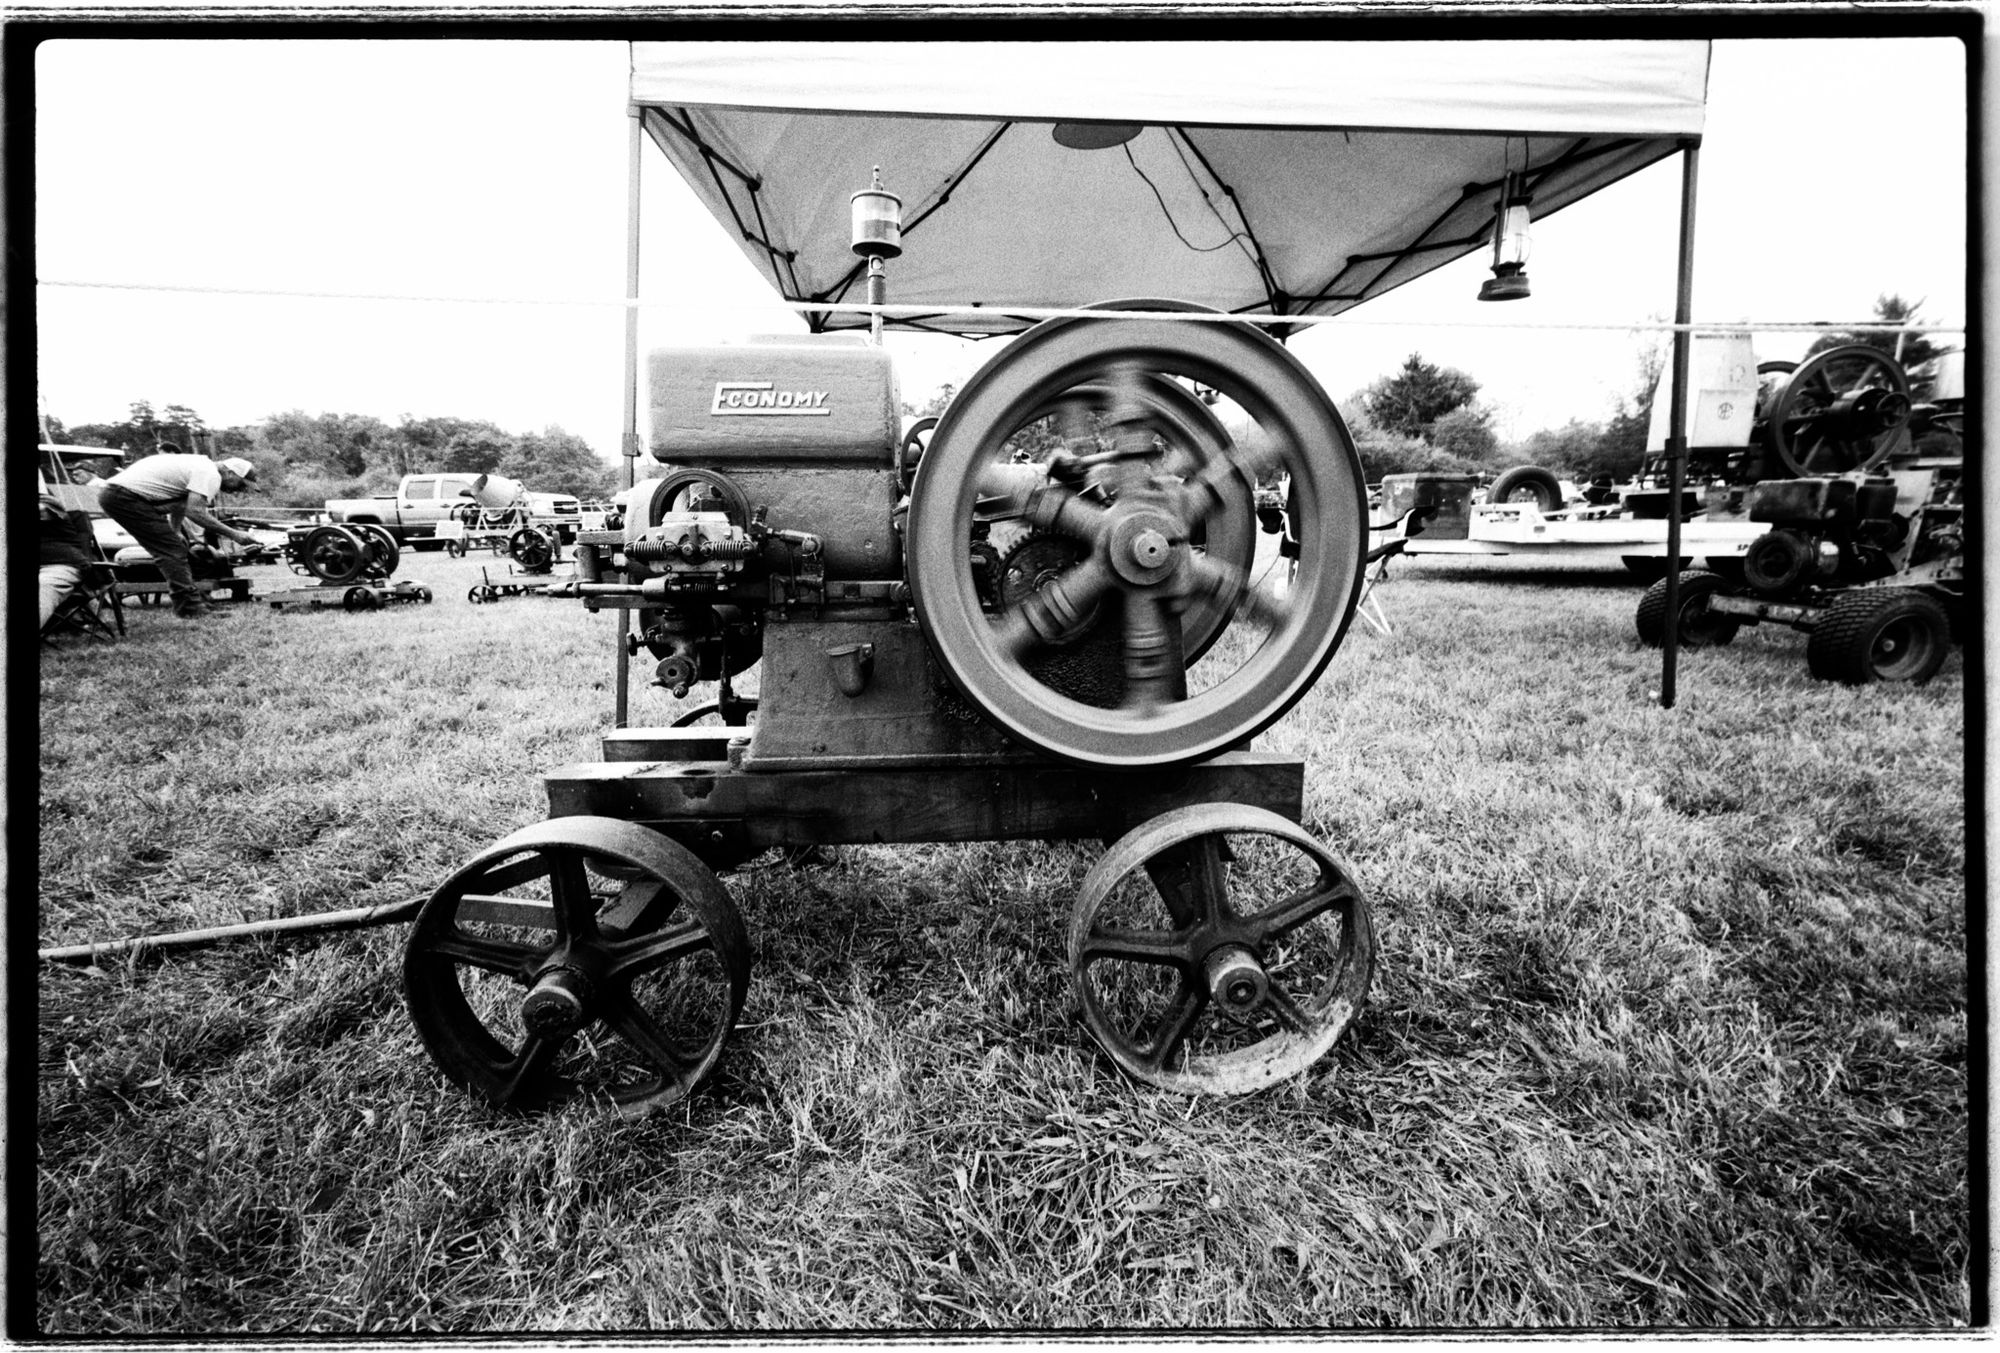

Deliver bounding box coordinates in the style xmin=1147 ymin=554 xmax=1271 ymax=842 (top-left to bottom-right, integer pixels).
xmin=405 ymin=175 xmax=1381 ymax=1116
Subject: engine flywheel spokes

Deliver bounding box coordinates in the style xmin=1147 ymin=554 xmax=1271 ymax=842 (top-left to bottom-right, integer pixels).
xmin=1068 ymin=803 xmax=1375 ymax=1094
xmin=907 ymin=310 xmax=1367 ymax=769
xmin=301 ymin=524 xmax=369 ymax=585
xmin=509 ymin=527 xmax=555 ymax=572
xmin=403 ymin=816 xmax=750 ymax=1117
xmin=1765 ymin=343 xmax=1913 ymax=478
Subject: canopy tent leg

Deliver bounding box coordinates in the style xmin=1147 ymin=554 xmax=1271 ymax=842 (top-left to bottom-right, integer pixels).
xmin=616 ymin=102 xmax=644 ymax=728
xmin=1660 ymin=141 xmax=1700 ymax=710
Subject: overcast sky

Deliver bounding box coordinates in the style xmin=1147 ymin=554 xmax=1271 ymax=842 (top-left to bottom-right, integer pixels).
xmin=34 ymin=36 xmax=1969 ymax=457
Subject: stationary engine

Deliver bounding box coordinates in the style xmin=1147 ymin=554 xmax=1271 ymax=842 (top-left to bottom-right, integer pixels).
xmin=563 ymin=311 xmax=1368 ymax=771
xmin=409 ymin=175 xmax=1381 ymax=1119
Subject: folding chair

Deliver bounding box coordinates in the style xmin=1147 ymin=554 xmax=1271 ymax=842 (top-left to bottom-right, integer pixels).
xmin=41 ymin=511 xmax=126 ymax=643
xmin=1350 ymin=505 xmax=1433 ymax=638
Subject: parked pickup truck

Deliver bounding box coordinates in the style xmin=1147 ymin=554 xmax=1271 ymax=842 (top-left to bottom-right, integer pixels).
xmin=325 ymin=473 xmax=582 ymax=547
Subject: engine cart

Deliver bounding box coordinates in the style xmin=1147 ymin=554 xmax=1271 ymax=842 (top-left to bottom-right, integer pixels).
xmin=399 ymin=37 xmax=1722 ymax=1117
xmin=266 ymin=522 xmax=435 ymax=611
xmin=403 ymin=241 xmax=1379 ymax=1118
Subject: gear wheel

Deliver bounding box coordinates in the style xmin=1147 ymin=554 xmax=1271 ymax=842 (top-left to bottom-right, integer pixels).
xmin=997 ymin=534 xmax=1099 ymax=645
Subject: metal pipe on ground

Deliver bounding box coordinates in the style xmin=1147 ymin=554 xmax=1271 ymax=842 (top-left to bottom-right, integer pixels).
xmin=38 ymin=896 xmax=424 ymax=966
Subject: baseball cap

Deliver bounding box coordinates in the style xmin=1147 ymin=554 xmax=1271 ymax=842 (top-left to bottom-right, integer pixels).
xmin=219 ymin=457 xmax=258 ymax=483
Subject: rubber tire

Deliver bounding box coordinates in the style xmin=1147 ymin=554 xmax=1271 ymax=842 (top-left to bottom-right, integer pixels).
xmin=1806 ymin=588 xmax=1951 ymax=685
xmin=1487 ymin=465 xmax=1565 ymax=513
xmin=1635 ymin=569 xmax=1741 ymax=649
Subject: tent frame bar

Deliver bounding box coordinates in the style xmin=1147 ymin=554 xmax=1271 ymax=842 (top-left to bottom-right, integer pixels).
xmin=646 ymin=107 xmax=807 ymax=302
xmin=1660 ymin=140 xmax=1701 ymax=710
xmin=616 ymin=103 xmax=644 ymax=728
xmin=1172 ymin=128 xmax=1283 ymax=310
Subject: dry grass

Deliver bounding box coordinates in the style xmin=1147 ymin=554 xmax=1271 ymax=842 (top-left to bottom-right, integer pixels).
xmin=33 ymin=546 xmax=1970 ymax=1333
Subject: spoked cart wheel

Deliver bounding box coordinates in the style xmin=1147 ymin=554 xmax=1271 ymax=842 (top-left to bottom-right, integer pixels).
xmin=1069 ymin=803 xmax=1374 ymax=1094
xmin=403 ymin=816 xmax=751 ymax=1117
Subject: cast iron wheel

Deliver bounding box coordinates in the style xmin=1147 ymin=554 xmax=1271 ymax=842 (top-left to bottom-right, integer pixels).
xmin=1486 ymin=465 xmax=1565 ymax=513
xmin=403 ymin=816 xmax=751 ymax=1117
xmin=416 ymin=586 xmax=433 ymax=603
xmin=1635 ymin=569 xmax=1741 ymax=648
xmin=1069 ymin=803 xmax=1374 ymax=1094
xmin=446 ymin=539 xmax=467 ymax=558
xmin=1765 ymin=345 xmax=1913 ymax=478
xmin=466 ymin=587 xmax=485 ymax=605
xmin=906 ymin=308 xmax=1367 ymax=769
xmin=354 ymin=524 xmax=401 ymax=579
xmin=1806 ymin=588 xmax=1951 ymax=686
xmin=301 ymin=524 xmax=369 ymax=585
xmin=509 ymin=526 xmax=556 ymax=572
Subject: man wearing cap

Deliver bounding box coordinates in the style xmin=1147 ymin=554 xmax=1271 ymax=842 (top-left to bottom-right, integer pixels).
xmin=97 ymin=452 xmax=261 ymax=619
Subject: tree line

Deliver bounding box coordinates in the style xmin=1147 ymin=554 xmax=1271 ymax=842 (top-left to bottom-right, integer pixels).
xmin=44 ymin=402 xmax=624 ymax=507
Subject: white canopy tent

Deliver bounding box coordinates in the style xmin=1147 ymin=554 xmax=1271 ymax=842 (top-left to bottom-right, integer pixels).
xmin=628 ymin=40 xmax=1708 ymax=334
xmin=615 ymin=39 xmax=1714 ymax=711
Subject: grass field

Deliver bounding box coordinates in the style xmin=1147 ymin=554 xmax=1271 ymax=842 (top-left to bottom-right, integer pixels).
xmin=32 ymin=545 xmax=1971 ymax=1333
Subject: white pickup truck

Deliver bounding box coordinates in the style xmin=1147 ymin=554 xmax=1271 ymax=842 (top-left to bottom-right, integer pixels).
xmin=325 ymin=473 xmax=581 ymax=548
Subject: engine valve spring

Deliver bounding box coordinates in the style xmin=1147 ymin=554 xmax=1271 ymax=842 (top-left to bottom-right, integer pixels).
xmin=626 ymin=534 xmax=754 ymax=564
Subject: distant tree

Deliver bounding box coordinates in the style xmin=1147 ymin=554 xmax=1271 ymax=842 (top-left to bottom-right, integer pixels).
xmin=500 ymin=425 xmax=620 ymax=499
xmin=127 ymin=400 xmax=159 ymax=446
xmin=1511 ymin=419 xmax=1608 ymax=477
xmin=1351 ymin=423 xmax=1480 ymax=480
xmin=1592 ymin=341 xmax=1666 ymax=483
xmin=257 ymin=410 xmax=392 ymax=478
xmin=1427 ymin=405 xmax=1499 ymax=463
xmin=1804 ymin=292 xmax=1937 ymax=369
xmin=438 ymin=425 xmax=512 ymax=477
xmin=1360 ymin=354 xmax=1481 ymax=441
xmin=65 ymin=400 xmax=216 ymax=455
xmin=159 ymin=404 xmax=207 ymax=449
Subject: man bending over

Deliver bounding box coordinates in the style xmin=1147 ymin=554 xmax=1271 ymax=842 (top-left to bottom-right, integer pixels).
xmin=97 ymin=453 xmax=260 ymax=619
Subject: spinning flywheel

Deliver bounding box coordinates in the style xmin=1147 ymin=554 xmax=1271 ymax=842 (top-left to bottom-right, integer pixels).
xmin=905 ymin=308 xmax=1369 ymax=769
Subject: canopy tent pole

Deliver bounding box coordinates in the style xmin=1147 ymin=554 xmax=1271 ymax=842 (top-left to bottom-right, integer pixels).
xmin=1659 ymin=140 xmax=1701 ymax=710
xmin=615 ymin=101 xmax=643 ymax=729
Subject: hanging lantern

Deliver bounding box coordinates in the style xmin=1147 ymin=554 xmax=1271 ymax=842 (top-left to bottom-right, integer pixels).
xmin=1051 ymin=123 xmax=1142 ymax=150
xmin=851 ymin=166 xmax=903 ymax=259
xmin=1477 ymin=170 xmax=1533 ymax=302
